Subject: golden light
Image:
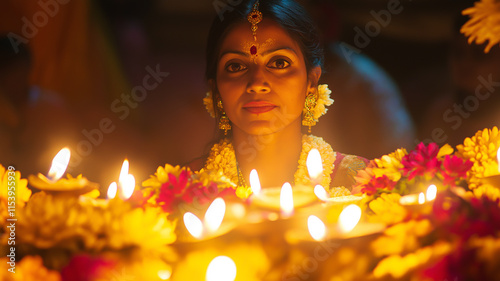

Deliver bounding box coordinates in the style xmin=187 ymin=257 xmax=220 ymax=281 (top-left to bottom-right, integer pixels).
xmin=306 ymin=148 xmax=323 ymax=181
xmin=280 ymin=182 xmax=294 ymax=216
xmin=497 ymin=147 xmax=500 ymax=172
xmin=418 ymin=192 xmax=425 ymax=204
xmin=183 ymin=212 xmax=203 ymax=239
xmin=47 ymin=147 xmax=71 ymax=181
xmin=249 ymin=169 xmax=261 ymax=195
xmin=338 ymin=204 xmax=362 ymax=233
xmin=204 ymin=197 xmax=226 ymax=232
xmin=119 ymin=174 xmax=135 ymax=200
xmin=314 ymin=185 xmax=329 ymax=201
xmin=157 ymin=269 xmax=172 ymax=280
xmin=206 ymin=256 xmax=237 ymax=281
xmin=118 ymin=159 xmax=129 ymax=183
xmin=307 ymin=215 xmax=326 ymax=241
xmin=426 ymin=184 xmax=437 ymax=201
xmin=107 ymin=182 xmax=117 ymax=199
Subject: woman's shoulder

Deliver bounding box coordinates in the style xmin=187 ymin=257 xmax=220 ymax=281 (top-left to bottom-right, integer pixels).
xmin=330 ymin=152 xmax=369 ymax=190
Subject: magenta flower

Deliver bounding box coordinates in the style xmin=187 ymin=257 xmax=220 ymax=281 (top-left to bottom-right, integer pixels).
xmin=360 ymin=175 xmax=397 ymax=196
xmin=401 ymin=142 xmax=441 ymax=180
xmin=441 ymin=155 xmax=473 ymax=186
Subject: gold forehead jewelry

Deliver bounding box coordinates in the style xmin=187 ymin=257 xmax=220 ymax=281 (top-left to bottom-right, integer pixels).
xmin=247 ymin=1 xmax=262 ymax=57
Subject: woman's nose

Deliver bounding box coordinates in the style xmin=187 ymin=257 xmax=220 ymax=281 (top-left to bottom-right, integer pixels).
xmin=246 ymin=67 xmax=270 ymax=94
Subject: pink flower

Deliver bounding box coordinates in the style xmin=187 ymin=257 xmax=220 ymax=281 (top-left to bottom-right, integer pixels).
xmin=441 ymin=155 xmax=473 ymax=186
xmin=401 ymin=142 xmax=441 ymax=180
xmin=360 ymin=175 xmax=396 ymax=196
xmin=60 ymin=255 xmax=115 ymax=281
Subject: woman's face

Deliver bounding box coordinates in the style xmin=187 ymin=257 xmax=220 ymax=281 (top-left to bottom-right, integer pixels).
xmin=215 ymin=19 xmax=319 ymax=136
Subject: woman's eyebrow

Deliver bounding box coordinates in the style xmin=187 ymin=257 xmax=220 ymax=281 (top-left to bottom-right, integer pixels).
xmin=220 ymin=50 xmax=248 ymax=58
xmin=261 ymin=46 xmax=297 ymax=56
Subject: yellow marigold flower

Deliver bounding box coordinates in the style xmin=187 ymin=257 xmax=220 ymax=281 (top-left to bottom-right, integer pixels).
xmin=0 ymin=255 xmax=61 ymax=281
xmin=311 ymin=84 xmax=334 ymax=121
xmin=371 ymin=219 xmax=432 ymax=257
xmin=372 ymin=148 xmax=407 ymax=181
xmin=461 ymin=0 xmax=500 ymax=53
xmin=373 ymin=241 xmax=452 ymax=279
xmin=368 ymin=193 xmax=407 ymax=225
xmin=171 ymin=241 xmax=270 ymax=281
xmin=456 ymin=127 xmax=500 ymax=188
xmin=203 ymin=91 xmax=216 ymax=118
xmin=329 ymin=186 xmax=351 ymax=197
xmin=472 ymin=183 xmax=500 ymax=201
xmin=142 ymin=164 xmax=187 ymax=188
xmin=0 ymin=164 xmax=31 ymax=205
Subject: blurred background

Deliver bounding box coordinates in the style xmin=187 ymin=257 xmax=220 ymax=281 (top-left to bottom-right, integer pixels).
xmin=1 ymin=0 xmax=498 ymax=188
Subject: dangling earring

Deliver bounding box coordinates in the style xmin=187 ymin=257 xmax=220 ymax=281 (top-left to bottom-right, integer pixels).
xmin=217 ymin=100 xmax=231 ymax=135
xmin=302 ymin=92 xmax=317 ymax=133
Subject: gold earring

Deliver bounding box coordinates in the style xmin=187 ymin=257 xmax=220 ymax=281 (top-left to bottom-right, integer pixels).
xmin=217 ymin=100 xmax=231 ymax=135
xmin=302 ymin=92 xmax=317 ymax=133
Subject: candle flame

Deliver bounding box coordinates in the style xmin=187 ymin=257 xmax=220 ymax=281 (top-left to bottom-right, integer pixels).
xmin=157 ymin=269 xmax=172 ymax=280
xmin=118 ymin=159 xmax=129 ymax=183
xmin=206 ymin=256 xmax=237 ymax=281
xmin=107 ymin=182 xmax=118 ymax=199
xmin=418 ymin=192 xmax=425 ymax=204
xmin=184 ymin=212 xmax=203 ymax=239
xmin=47 ymin=147 xmax=71 ymax=181
xmin=314 ymin=185 xmax=329 ymax=201
xmin=119 ymin=174 xmax=135 ymax=200
xmin=307 ymin=215 xmax=326 ymax=241
xmin=306 ymin=148 xmax=323 ymax=180
xmin=426 ymin=184 xmax=437 ymax=201
xmin=204 ymin=198 xmax=226 ymax=232
xmin=338 ymin=204 xmax=361 ymax=233
xmin=249 ymin=169 xmax=261 ymax=195
xmin=280 ymin=182 xmax=294 ymax=216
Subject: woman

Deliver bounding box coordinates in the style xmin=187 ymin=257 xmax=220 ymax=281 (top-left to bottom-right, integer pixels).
xmin=198 ymin=0 xmax=368 ymax=192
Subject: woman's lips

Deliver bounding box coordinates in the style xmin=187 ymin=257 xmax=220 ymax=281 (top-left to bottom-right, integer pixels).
xmin=243 ymin=101 xmax=277 ymax=114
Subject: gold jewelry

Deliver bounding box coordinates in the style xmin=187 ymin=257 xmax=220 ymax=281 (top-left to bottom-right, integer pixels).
xmin=217 ymin=100 xmax=231 ymax=135
xmin=247 ymin=1 xmax=262 ymax=59
xmin=302 ymin=92 xmax=317 ymax=133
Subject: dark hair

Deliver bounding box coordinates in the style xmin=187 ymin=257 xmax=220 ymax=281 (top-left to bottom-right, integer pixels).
xmin=205 ymin=0 xmax=324 ymax=81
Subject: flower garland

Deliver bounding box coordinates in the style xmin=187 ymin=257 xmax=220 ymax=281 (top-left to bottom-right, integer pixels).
xmin=203 ymin=84 xmax=334 ymax=122
xmin=203 ymin=134 xmax=336 ymax=196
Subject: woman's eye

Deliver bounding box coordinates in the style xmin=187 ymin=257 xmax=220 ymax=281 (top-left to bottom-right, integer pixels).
xmin=225 ymin=63 xmax=247 ymax=73
xmin=268 ymin=58 xmax=290 ymax=69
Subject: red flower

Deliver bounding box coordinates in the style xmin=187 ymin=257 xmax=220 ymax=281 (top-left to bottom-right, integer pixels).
xmin=60 ymin=255 xmax=115 ymax=281
xmin=441 ymin=155 xmax=473 ymax=186
xmin=401 ymin=142 xmax=441 ymax=180
xmin=360 ymin=175 xmax=396 ymax=195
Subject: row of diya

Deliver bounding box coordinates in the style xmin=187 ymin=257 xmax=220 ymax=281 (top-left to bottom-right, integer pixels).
xmin=22 ymin=146 xmax=461 ymax=281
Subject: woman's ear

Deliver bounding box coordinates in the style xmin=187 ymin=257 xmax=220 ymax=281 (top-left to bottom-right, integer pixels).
xmin=307 ymin=66 xmax=322 ymax=92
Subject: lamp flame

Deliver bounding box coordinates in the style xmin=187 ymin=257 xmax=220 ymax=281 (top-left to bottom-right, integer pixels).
xmin=184 ymin=212 xmax=203 ymax=239
xmin=120 ymin=174 xmax=135 ymax=200
xmin=206 ymin=256 xmax=237 ymax=281
xmin=306 ymin=148 xmax=323 ymax=181
xmin=314 ymin=185 xmax=329 ymax=201
xmin=280 ymin=182 xmax=294 ymax=216
xmin=426 ymin=184 xmax=437 ymax=201
xmin=118 ymin=159 xmax=129 ymax=183
xmin=205 ymin=197 xmax=226 ymax=232
xmin=157 ymin=269 xmax=172 ymax=280
xmin=308 ymin=215 xmax=326 ymax=241
xmin=47 ymin=147 xmax=71 ymax=181
xmin=418 ymin=192 xmax=425 ymax=204
xmin=338 ymin=204 xmax=361 ymax=233
xmin=107 ymin=182 xmax=117 ymax=199
xmin=249 ymin=169 xmax=261 ymax=196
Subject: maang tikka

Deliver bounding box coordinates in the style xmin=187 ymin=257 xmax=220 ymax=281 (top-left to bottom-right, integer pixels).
xmin=247 ymin=1 xmax=262 ymax=59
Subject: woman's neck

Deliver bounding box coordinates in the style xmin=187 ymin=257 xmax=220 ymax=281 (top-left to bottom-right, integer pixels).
xmin=232 ymin=124 xmax=303 ymax=188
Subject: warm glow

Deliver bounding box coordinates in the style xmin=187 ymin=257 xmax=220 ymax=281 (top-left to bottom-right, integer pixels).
xmin=418 ymin=192 xmax=425 ymax=204
xmin=249 ymin=169 xmax=261 ymax=196
xmin=426 ymin=185 xmax=437 ymax=201
xmin=119 ymin=174 xmax=135 ymax=200
xmin=107 ymin=182 xmax=117 ymax=199
xmin=497 ymin=147 xmax=500 ymax=172
xmin=47 ymin=147 xmax=71 ymax=181
xmin=204 ymin=197 xmax=226 ymax=232
xmin=306 ymin=148 xmax=323 ymax=181
xmin=338 ymin=204 xmax=362 ymax=233
xmin=280 ymin=182 xmax=294 ymax=216
xmin=184 ymin=212 xmax=203 ymax=239
xmin=118 ymin=159 xmax=129 ymax=183
xmin=308 ymin=215 xmax=326 ymax=241
xmin=158 ymin=269 xmax=172 ymax=280
xmin=314 ymin=185 xmax=329 ymax=201
xmin=206 ymin=256 xmax=237 ymax=281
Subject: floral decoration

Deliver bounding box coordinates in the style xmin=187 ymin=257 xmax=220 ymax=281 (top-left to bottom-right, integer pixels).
xmin=461 ymin=0 xmax=500 ymax=53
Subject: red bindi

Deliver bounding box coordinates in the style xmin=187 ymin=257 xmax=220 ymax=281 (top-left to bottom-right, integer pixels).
xmin=250 ymin=45 xmax=257 ymax=55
